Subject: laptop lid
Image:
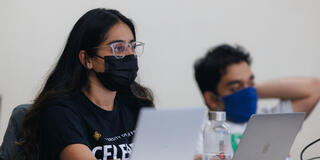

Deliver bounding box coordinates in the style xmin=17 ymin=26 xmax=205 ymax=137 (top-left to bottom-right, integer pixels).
xmin=130 ymin=107 xmax=206 ymax=160
xmin=233 ymin=112 xmax=305 ymax=160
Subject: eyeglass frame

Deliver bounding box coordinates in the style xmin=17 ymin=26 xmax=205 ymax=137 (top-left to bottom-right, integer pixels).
xmin=92 ymin=41 xmax=144 ymax=59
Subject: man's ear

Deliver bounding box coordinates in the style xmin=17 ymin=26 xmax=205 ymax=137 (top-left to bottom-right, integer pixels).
xmin=79 ymin=50 xmax=93 ymax=69
xmin=203 ymin=91 xmax=224 ymax=111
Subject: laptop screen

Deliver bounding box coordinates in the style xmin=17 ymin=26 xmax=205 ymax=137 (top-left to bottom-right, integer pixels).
xmin=130 ymin=107 xmax=206 ymax=160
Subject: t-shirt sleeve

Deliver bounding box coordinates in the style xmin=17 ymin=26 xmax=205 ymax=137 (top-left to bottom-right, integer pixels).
xmin=260 ymin=99 xmax=293 ymax=114
xmin=41 ymin=105 xmax=89 ymax=158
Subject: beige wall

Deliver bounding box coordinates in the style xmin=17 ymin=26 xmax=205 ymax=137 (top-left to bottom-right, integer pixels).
xmin=0 ymin=0 xmax=319 ymax=159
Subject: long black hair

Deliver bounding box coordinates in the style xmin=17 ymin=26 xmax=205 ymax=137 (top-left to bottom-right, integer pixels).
xmin=19 ymin=8 xmax=154 ymax=159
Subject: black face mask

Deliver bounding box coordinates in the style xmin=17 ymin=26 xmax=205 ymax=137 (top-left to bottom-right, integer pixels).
xmin=95 ymin=55 xmax=138 ymax=92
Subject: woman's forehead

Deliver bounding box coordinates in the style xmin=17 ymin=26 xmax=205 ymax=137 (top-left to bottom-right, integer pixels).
xmin=103 ymin=22 xmax=134 ymax=44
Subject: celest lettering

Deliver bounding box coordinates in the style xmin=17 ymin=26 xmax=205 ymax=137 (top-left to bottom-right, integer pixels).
xmin=92 ymin=143 xmax=133 ymax=160
xmin=112 ymin=145 xmax=118 ymax=159
xmin=92 ymin=146 xmax=102 ymax=160
xmin=102 ymin=145 xmax=112 ymax=160
xmin=119 ymin=144 xmax=132 ymax=160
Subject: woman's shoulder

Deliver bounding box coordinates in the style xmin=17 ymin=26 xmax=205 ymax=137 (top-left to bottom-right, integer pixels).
xmin=40 ymin=95 xmax=87 ymax=128
xmin=44 ymin=93 xmax=84 ymax=115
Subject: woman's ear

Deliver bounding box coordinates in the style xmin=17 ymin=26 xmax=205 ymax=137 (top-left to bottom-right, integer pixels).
xmin=79 ymin=50 xmax=93 ymax=69
xmin=203 ymin=91 xmax=225 ymax=111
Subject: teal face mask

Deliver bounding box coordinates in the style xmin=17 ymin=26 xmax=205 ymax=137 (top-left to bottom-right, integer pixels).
xmin=222 ymin=87 xmax=258 ymax=123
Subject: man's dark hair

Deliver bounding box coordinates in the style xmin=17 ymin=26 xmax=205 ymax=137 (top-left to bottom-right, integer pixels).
xmin=194 ymin=44 xmax=252 ymax=95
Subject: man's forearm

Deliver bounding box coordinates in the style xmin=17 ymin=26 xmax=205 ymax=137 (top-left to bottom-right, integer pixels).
xmin=256 ymin=77 xmax=320 ymax=100
xmin=256 ymin=77 xmax=320 ymax=116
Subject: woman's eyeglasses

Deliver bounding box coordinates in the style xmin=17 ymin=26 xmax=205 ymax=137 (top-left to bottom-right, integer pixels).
xmin=94 ymin=41 xmax=144 ymax=59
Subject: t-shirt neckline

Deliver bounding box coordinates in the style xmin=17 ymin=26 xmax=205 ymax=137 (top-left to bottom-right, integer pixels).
xmin=80 ymin=91 xmax=119 ymax=115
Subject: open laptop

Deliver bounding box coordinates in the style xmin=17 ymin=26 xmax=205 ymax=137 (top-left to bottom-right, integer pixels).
xmin=233 ymin=112 xmax=306 ymax=160
xmin=130 ymin=107 xmax=206 ymax=160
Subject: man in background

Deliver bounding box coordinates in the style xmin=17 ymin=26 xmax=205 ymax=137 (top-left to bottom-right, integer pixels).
xmin=193 ymin=44 xmax=320 ymax=159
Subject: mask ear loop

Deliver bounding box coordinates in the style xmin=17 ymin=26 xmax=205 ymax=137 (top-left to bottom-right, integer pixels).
xmin=81 ymin=51 xmax=96 ymax=70
xmin=87 ymin=51 xmax=107 ymax=73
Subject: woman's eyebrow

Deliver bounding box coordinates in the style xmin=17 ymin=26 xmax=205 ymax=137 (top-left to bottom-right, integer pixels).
xmin=106 ymin=39 xmax=135 ymax=45
xmin=107 ymin=40 xmax=124 ymax=45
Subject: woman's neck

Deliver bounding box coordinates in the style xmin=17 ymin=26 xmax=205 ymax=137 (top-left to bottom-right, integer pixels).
xmin=83 ymin=75 xmax=116 ymax=111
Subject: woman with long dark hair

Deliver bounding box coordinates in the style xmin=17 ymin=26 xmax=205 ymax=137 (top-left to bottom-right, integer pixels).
xmin=19 ymin=8 xmax=154 ymax=160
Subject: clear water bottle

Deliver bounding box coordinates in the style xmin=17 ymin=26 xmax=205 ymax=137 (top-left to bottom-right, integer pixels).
xmin=203 ymin=111 xmax=233 ymax=160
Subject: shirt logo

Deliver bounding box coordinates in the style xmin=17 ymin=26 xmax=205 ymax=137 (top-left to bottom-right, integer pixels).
xmin=93 ymin=131 xmax=102 ymax=141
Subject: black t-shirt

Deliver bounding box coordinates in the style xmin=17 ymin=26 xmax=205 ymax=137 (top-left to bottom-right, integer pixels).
xmin=40 ymin=91 xmax=148 ymax=160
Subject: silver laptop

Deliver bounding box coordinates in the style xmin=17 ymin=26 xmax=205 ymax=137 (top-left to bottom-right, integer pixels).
xmin=233 ymin=112 xmax=306 ymax=160
xmin=130 ymin=107 xmax=206 ymax=160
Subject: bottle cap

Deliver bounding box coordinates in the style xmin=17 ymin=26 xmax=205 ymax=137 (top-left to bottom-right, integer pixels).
xmin=208 ymin=111 xmax=226 ymax=121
